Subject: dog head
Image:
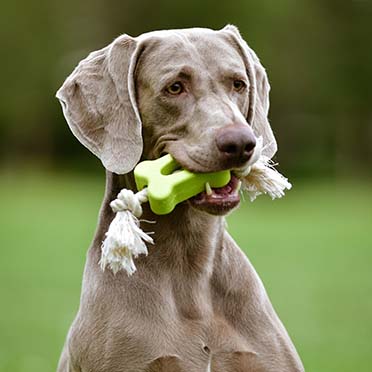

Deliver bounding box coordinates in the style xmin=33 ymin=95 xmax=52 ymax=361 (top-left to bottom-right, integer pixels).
xmin=57 ymin=26 xmax=277 ymax=214
xmin=57 ymin=25 xmax=276 ymax=173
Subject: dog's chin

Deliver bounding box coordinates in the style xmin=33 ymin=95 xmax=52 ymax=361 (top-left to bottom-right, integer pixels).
xmin=188 ymin=175 xmax=241 ymax=216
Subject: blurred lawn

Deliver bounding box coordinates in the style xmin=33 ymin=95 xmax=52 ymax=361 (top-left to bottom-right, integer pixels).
xmin=0 ymin=170 xmax=371 ymax=372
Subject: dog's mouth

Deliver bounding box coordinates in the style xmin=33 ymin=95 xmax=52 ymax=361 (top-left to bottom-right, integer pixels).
xmin=188 ymin=174 xmax=241 ymax=215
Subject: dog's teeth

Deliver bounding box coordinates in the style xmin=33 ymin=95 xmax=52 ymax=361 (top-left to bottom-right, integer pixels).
xmin=237 ymin=180 xmax=242 ymax=191
xmin=205 ymin=182 xmax=213 ymax=195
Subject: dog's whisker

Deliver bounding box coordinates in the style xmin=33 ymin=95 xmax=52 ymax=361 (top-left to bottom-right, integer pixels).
xmin=139 ymin=219 xmax=156 ymax=224
xmin=239 ymin=188 xmax=246 ymax=202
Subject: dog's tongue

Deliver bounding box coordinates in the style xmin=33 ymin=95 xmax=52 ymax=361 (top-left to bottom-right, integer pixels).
xmin=189 ymin=174 xmax=241 ymax=212
xmin=213 ymin=181 xmax=233 ymax=195
xmin=193 ymin=175 xmax=240 ymax=201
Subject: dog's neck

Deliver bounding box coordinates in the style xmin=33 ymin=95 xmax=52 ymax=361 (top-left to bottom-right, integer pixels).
xmin=93 ymin=171 xmax=225 ymax=277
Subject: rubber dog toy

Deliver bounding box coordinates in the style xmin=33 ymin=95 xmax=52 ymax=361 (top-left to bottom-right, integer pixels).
xmin=134 ymin=154 xmax=231 ymax=215
xmin=101 ymin=146 xmax=292 ymax=275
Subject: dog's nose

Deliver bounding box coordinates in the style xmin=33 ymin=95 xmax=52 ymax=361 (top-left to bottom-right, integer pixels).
xmin=215 ymin=125 xmax=256 ymax=165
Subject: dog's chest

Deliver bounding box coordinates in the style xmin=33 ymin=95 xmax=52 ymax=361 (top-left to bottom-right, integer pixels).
xmin=76 ymin=296 xmax=260 ymax=372
xmin=162 ymin=315 xmax=260 ymax=372
xmin=75 ymin=261 xmax=268 ymax=371
xmin=120 ymin=312 xmax=261 ymax=372
xmin=148 ymin=274 xmax=258 ymax=370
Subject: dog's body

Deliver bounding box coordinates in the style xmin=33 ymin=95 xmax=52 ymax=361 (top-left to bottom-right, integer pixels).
xmin=57 ymin=26 xmax=304 ymax=371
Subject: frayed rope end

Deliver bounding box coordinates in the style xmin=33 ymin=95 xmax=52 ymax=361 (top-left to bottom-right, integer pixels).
xmin=241 ymin=156 xmax=292 ymax=201
xmin=100 ymin=188 xmax=153 ymax=275
xmin=234 ymin=137 xmax=292 ymax=202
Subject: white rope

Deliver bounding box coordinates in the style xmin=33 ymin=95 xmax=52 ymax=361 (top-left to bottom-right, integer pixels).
xmin=241 ymin=156 xmax=292 ymax=201
xmin=100 ymin=188 xmax=153 ymax=275
xmin=233 ymin=137 xmax=291 ymax=201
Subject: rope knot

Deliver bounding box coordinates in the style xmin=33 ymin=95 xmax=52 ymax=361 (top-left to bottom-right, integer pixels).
xmin=110 ymin=189 xmax=143 ymax=217
xmin=101 ymin=188 xmax=152 ymax=275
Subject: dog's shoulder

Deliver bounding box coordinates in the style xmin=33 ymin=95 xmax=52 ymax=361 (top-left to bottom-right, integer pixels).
xmin=211 ymin=231 xmax=267 ymax=300
xmin=210 ymin=232 xmax=305 ymax=372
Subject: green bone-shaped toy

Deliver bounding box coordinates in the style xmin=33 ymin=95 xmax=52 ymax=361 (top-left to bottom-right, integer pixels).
xmin=134 ymin=154 xmax=231 ymax=215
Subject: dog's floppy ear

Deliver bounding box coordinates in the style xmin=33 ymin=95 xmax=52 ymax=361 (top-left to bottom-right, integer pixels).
xmin=222 ymin=25 xmax=277 ymax=158
xmin=56 ymin=35 xmax=143 ymax=174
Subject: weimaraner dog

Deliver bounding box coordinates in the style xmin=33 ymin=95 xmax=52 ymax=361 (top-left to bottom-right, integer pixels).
xmin=56 ymin=25 xmax=304 ymax=372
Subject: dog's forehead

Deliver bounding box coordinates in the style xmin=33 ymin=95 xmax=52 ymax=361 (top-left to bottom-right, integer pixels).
xmin=137 ymin=28 xmax=245 ymax=76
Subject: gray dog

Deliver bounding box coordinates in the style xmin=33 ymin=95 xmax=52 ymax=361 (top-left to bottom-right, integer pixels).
xmin=56 ymin=25 xmax=304 ymax=372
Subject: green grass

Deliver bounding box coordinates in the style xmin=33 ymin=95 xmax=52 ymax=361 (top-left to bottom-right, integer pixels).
xmin=0 ymin=171 xmax=371 ymax=372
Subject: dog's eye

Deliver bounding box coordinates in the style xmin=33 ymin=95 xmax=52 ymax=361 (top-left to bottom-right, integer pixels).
xmin=233 ymin=80 xmax=246 ymax=92
xmin=166 ymin=82 xmax=184 ymax=95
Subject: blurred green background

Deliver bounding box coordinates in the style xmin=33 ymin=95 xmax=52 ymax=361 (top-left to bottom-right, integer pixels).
xmin=0 ymin=0 xmax=371 ymax=371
